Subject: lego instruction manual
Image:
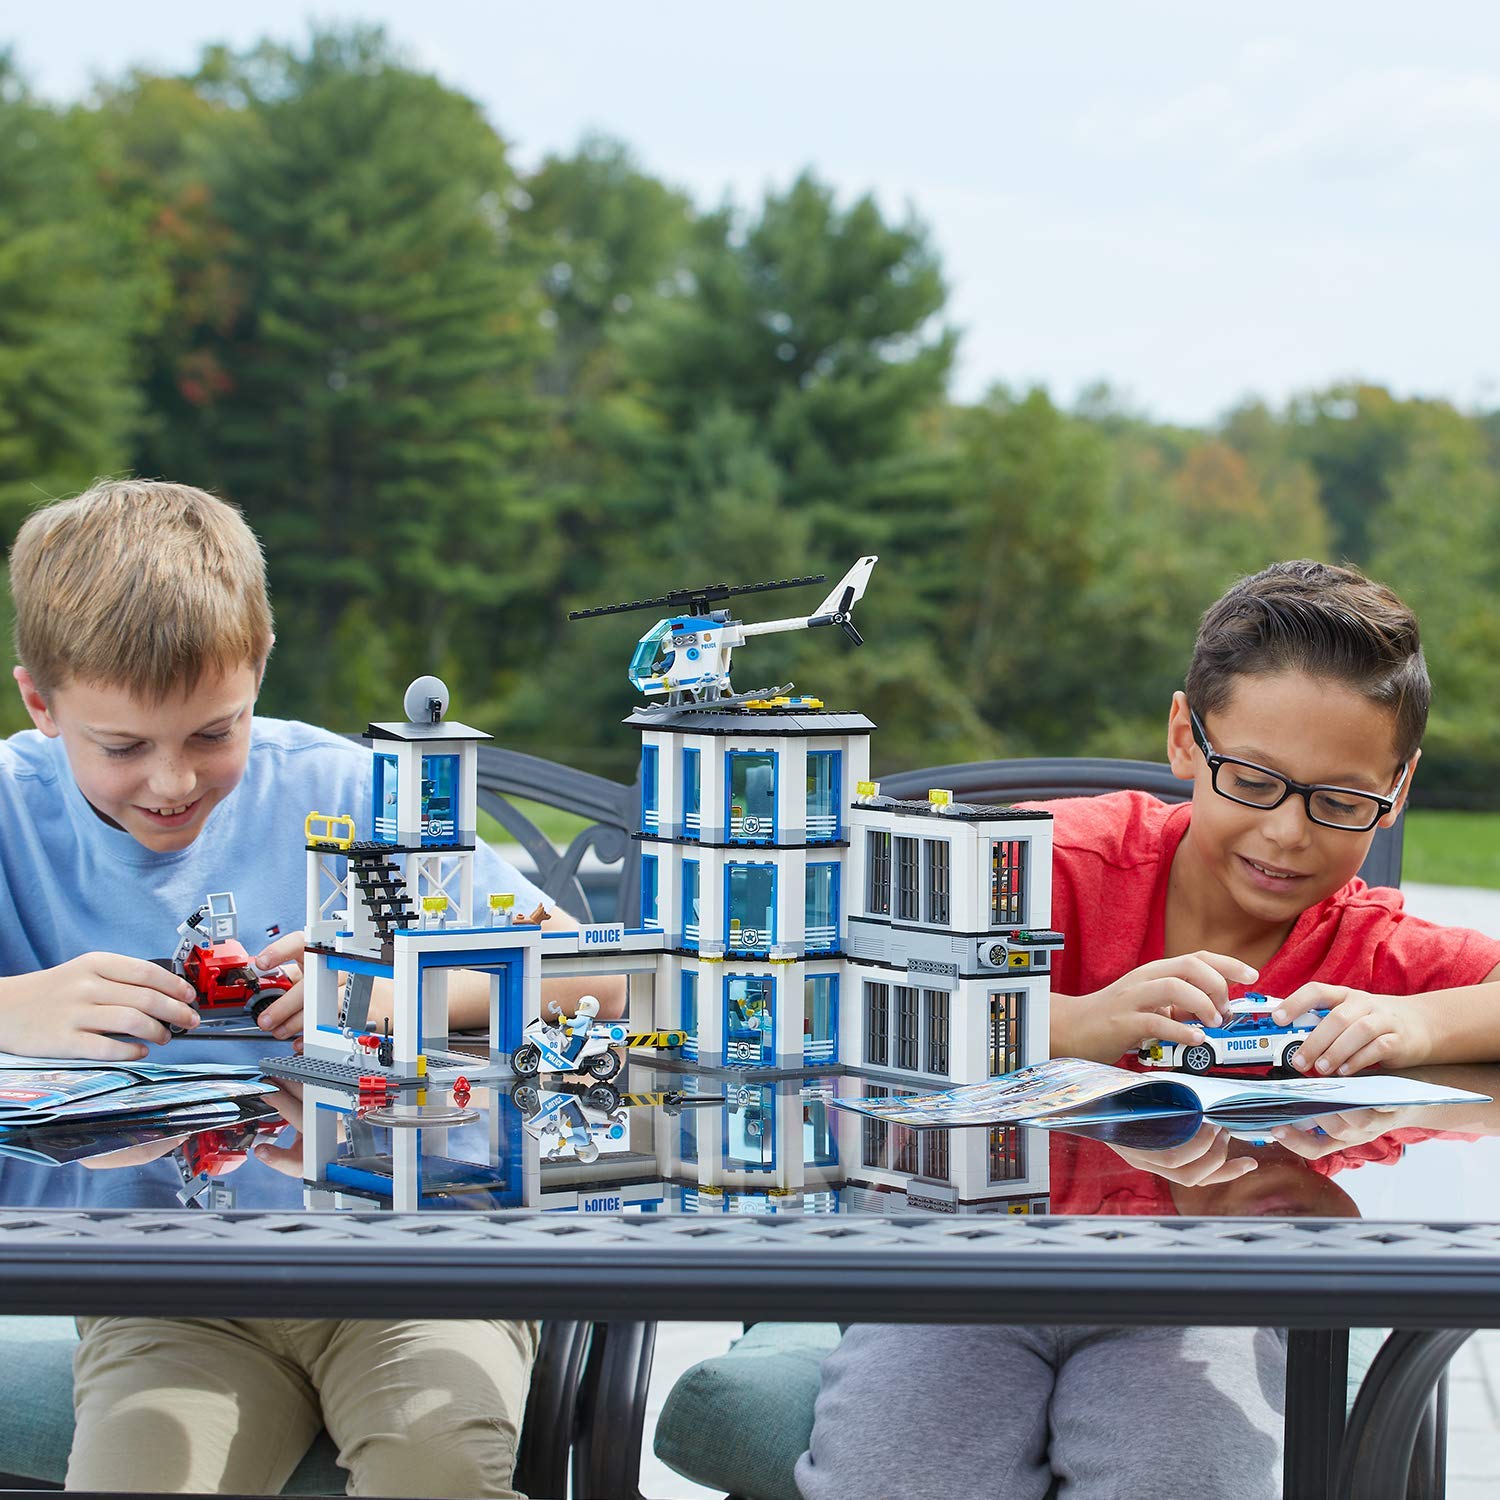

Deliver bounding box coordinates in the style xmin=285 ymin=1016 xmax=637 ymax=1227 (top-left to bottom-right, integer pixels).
xmin=831 ymin=1057 xmax=1491 ymax=1129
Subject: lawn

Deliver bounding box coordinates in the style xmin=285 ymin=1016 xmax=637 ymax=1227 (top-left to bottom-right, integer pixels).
xmin=478 ymin=798 xmax=591 ymax=851
xmin=1402 ymin=811 xmax=1500 ymax=890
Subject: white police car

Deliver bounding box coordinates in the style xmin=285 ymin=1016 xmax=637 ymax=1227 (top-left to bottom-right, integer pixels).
xmin=1138 ymin=994 xmax=1329 ymax=1076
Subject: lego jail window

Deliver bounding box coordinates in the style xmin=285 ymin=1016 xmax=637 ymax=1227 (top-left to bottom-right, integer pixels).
xmin=925 ymin=840 xmax=951 ymax=926
xmin=924 ymin=989 xmax=950 ymax=1076
xmin=640 ymin=745 xmax=659 ymax=833
xmin=726 ymin=863 xmax=776 ymax=951
xmin=864 ymin=980 xmax=890 ymax=1067
xmin=895 ymin=837 xmax=920 ymax=922
xmin=420 ymin=754 xmax=458 ymax=842
xmin=990 ymin=839 xmax=1028 ymax=927
xmin=682 ymin=748 xmax=700 ymax=837
xmin=988 ymin=1124 xmax=1026 ymax=1184
xmin=804 ymin=863 xmax=839 ymax=951
xmin=988 ymin=991 xmax=1025 ymax=1077
xmin=727 ymin=751 xmax=776 ymax=841
xmin=861 ymin=1088 xmax=889 ymax=1169
xmin=921 ymin=1126 xmax=949 ymax=1183
xmin=804 ymin=974 xmax=837 ymax=1063
xmin=866 ymin=830 xmax=891 ymax=915
xmin=725 ymin=975 xmax=774 ymax=1065
xmin=681 ymin=860 xmax=700 ymax=947
xmin=895 ymin=985 xmax=919 ymax=1070
xmin=806 ymin=750 xmax=840 ymax=840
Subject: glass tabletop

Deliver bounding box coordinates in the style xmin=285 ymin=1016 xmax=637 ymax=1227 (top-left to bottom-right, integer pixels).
xmin=10 ymin=1048 xmax=1498 ymax=1230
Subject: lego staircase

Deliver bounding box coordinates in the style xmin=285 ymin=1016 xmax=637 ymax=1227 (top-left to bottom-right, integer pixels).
xmin=348 ymin=844 xmax=416 ymax=956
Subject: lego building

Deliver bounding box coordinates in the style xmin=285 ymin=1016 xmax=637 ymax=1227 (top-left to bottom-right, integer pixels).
xmin=625 ymin=699 xmax=1062 ymax=1090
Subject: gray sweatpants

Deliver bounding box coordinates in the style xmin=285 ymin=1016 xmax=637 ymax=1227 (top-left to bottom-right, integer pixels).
xmin=795 ymin=1324 xmax=1286 ymax=1500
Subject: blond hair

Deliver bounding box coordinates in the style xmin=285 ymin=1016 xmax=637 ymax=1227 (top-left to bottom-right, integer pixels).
xmin=10 ymin=480 xmax=274 ymax=701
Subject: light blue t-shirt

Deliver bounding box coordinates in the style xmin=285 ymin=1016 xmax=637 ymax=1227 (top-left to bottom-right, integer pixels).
xmin=0 ymin=717 xmax=548 ymax=1207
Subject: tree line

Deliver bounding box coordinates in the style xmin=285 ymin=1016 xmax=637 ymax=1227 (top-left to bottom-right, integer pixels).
xmin=2 ymin=28 xmax=1497 ymax=804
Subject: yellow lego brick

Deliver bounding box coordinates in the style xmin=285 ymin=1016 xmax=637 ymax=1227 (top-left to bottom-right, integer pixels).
xmin=415 ymin=1055 xmax=427 ymax=1078
xmin=856 ymin=779 xmax=879 ymax=798
xmin=489 ymin=892 xmax=515 ymax=910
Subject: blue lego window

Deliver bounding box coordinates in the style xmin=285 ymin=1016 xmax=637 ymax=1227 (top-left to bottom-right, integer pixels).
xmin=681 ymin=970 xmax=698 ymax=1060
xmin=373 ymin=753 xmax=399 ymax=843
xmin=804 ymin=974 xmax=838 ymax=1063
xmin=727 ymin=751 xmax=776 ymax=843
xmin=725 ymin=974 xmax=774 ymax=1065
xmin=682 ymin=859 xmax=700 ymax=949
xmin=726 ymin=1083 xmax=776 ymax=1171
xmin=726 ymin=863 xmax=776 ymax=952
xmin=641 ymin=854 xmax=660 ymax=929
xmin=806 ymin=751 xmax=840 ymax=841
xmin=682 ymin=748 xmax=701 ymax=839
xmin=804 ymin=1096 xmax=839 ymax=1167
xmin=804 ymin=862 xmax=839 ymax=952
xmin=640 ymin=745 xmax=660 ymax=834
xmin=420 ymin=754 xmax=458 ymax=844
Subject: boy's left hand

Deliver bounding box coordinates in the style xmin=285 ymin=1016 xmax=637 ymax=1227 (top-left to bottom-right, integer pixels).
xmin=1273 ymin=985 xmax=1434 ymax=1076
xmin=253 ymin=930 xmax=306 ymax=1042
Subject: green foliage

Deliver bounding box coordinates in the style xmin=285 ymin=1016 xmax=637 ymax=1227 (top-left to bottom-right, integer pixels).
xmin=0 ymin=54 xmax=155 ymax=536
xmin=4 ymin=28 xmax=1500 ymax=807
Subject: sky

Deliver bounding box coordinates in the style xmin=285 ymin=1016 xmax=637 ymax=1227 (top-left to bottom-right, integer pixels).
xmin=9 ymin=2 xmax=1500 ymax=424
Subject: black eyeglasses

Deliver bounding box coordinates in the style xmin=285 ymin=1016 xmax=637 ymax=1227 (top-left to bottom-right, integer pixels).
xmin=1188 ymin=707 xmax=1408 ymax=833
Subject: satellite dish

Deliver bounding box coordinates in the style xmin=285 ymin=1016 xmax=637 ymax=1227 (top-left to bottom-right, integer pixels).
xmin=403 ymin=675 xmax=449 ymax=725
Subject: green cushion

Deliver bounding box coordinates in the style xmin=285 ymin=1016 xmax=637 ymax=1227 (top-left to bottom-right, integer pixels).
xmin=0 ymin=1316 xmax=344 ymax=1493
xmin=653 ymin=1323 xmax=841 ymax=1500
xmin=653 ymin=1322 xmax=1394 ymax=1500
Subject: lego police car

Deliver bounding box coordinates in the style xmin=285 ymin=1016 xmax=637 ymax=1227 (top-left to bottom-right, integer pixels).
xmin=1137 ymin=994 xmax=1329 ymax=1076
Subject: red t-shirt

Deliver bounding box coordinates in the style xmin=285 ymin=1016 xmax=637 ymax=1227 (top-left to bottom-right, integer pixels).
xmin=1028 ymin=791 xmax=1500 ymax=1215
xmin=1026 ymin=790 xmax=1500 ymax=1002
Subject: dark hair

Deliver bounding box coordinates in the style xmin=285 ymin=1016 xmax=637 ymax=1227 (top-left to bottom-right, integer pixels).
xmin=1186 ymin=560 xmax=1429 ymax=767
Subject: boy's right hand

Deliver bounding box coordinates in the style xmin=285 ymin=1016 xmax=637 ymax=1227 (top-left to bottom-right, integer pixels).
xmin=0 ymin=954 xmax=200 ymax=1061
xmin=1051 ymin=952 xmax=1258 ymax=1063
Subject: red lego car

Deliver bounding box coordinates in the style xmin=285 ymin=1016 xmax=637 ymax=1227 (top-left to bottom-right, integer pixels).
xmin=165 ymin=893 xmax=294 ymax=1033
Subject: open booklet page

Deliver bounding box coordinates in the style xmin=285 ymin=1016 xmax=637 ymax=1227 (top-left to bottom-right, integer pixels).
xmin=830 ymin=1057 xmax=1490 ymax=1129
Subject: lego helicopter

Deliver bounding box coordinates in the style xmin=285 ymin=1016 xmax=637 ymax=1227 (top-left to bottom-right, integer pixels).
xmin=569 ymin=556 xmax=877 ymax=712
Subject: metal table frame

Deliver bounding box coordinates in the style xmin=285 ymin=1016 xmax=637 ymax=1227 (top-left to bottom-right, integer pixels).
xmin=1 ymin=1210 xmax=1493 ymax=1500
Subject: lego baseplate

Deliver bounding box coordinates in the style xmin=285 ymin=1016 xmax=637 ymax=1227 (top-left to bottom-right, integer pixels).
xmin=261 ymin=1050 xmax=507 ymax=1089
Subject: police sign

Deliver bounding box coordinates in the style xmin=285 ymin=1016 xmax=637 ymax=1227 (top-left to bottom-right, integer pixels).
xmin=581 ymin=923 xmax=625 ymax=949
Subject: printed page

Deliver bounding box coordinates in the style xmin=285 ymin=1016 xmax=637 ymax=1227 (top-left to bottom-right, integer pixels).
xmin=830 ymin=1058 xmax=1202 ymax=1127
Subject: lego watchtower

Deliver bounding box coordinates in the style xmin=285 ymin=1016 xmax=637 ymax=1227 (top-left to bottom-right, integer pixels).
xmin=288 ymin=676 xmax=542 ymax=1086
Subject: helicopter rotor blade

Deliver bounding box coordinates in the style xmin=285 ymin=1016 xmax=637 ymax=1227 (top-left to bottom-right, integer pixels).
xmin=841 ymin=619 xmax=864 ymax=647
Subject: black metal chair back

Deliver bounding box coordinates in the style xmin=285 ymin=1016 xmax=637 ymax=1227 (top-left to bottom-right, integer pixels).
xmin=879 ymin=757 xmax=1405 ymax=890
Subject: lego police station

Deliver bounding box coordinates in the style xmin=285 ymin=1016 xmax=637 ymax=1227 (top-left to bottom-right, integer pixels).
xmin=275 ymin=558 xmax=1064 ymax=1213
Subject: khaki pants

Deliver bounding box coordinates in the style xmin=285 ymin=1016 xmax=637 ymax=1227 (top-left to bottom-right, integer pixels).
xmin=66 ymin=1317 xmax=540 ymax=1497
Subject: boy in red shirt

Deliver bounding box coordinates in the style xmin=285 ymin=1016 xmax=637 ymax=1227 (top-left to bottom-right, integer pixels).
xmin=797 ymin=561 xmax=1500 ymax=1500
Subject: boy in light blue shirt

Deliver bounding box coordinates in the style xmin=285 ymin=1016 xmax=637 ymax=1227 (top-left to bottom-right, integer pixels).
xmin=1 ymin=479 xmax=608 ymax=1496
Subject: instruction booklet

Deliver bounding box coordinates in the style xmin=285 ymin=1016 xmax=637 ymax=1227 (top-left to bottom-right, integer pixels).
xmin=831 ymin=1057 xmax=1492 ymax=1130
xmin=0 ymin=1058 xmax=275 ymax=1128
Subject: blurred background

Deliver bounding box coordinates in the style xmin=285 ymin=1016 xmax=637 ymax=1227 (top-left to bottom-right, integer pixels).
xmin=1 ymin=4 xmax=1497 ymax=879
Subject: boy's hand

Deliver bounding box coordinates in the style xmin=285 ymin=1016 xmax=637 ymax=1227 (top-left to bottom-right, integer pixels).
xmin=1108 ymin=1121 xmax=1258 ymax=1187
xmin=1053 ymin=951 xmax=1258 ymax=1062
xmin=0 ymin=954 xmax=200 ymax=1061
xmin=1273 ymin=986 xmax=1434 ymax=1076
xmin=253 ymin=931 xmax=306 ymax=1042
